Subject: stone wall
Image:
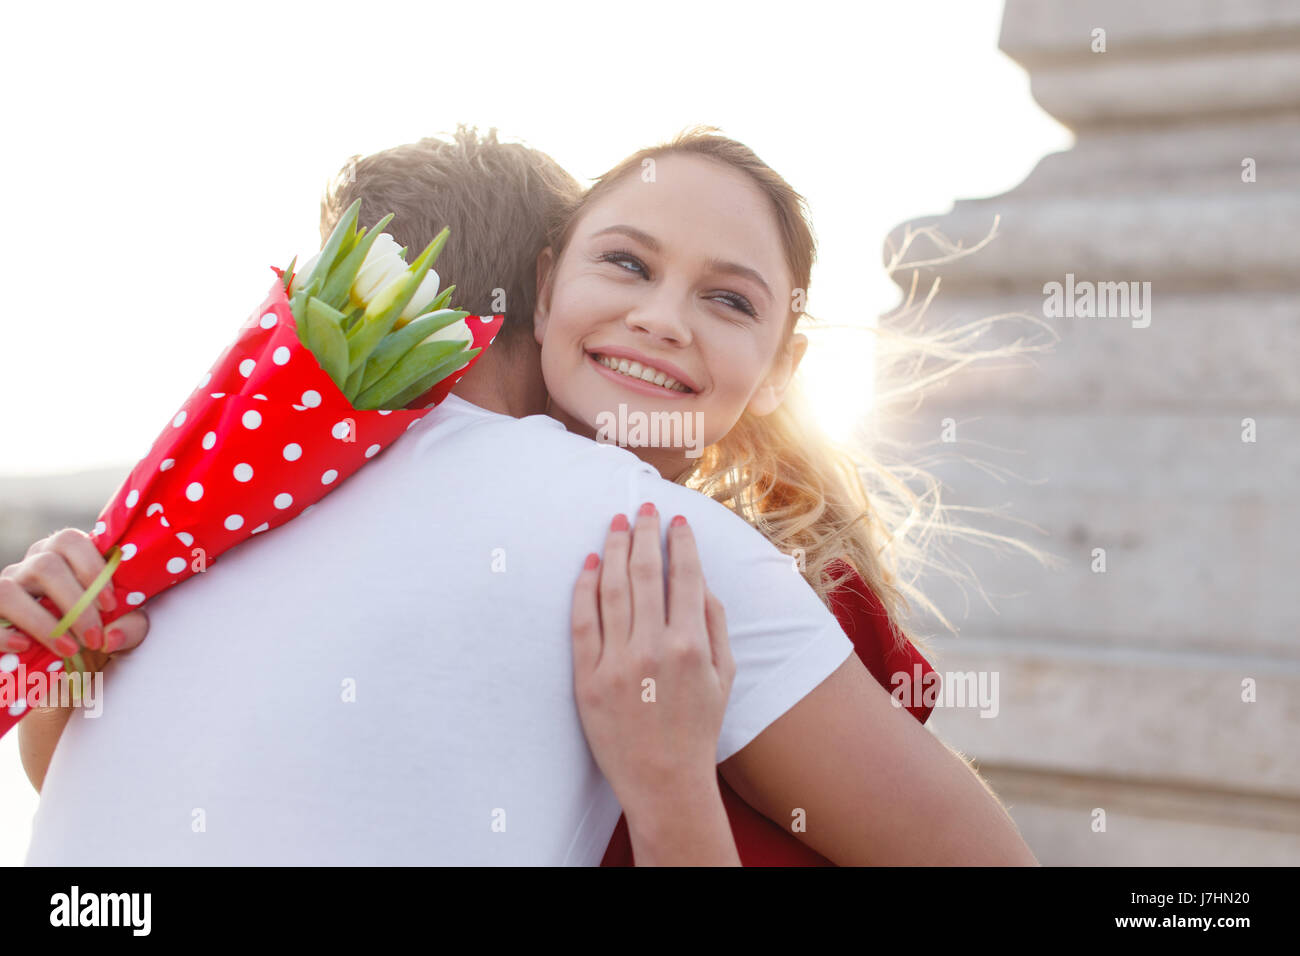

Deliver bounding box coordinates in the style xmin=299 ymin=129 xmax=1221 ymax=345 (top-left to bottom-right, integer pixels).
xmin=879 ymin=0 xmax=1300 ymax=864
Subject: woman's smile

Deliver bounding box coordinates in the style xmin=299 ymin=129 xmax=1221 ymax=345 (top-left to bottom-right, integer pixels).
xmin=584 ymin=343 xmax=699 ymax=398
xmin=587 ymin=351 xmax=695 ymax=398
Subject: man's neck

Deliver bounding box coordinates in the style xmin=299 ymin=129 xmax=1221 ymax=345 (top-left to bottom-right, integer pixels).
xmin=449 ymin=336 xmax=549 ymax=418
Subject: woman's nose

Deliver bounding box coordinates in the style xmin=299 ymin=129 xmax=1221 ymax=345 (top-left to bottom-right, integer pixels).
xmin=625 ymin=308 xmax=692 ymax=346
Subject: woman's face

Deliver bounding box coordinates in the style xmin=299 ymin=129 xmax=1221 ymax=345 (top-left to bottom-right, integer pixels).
xmin=533 ymin=152 xmax=807 ymax=479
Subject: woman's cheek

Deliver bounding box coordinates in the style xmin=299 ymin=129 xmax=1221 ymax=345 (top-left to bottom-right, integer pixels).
xmin=696 ymin=393 xmax=743 ymax=448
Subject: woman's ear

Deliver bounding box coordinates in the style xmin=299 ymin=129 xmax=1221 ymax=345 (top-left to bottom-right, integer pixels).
xmin=533 ymin=247 xmax=557 ymax=347
xmin=747 ymin=332 xmax=809 ymax=417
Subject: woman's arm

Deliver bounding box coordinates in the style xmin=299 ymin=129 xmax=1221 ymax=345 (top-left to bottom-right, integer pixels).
xmin=718 ymin=652 xmax=1039 ymax=865
xmin=622 ymin=770 xmax=740 ymax=866
xmin=19 ymin=705 xmax=76 ymax=792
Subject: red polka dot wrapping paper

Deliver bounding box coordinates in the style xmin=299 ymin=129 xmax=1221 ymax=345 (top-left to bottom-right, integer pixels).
xmin=0 ymin=277 xmax=502 ymax=736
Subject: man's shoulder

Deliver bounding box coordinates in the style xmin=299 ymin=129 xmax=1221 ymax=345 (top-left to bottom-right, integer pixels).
xmin=419 ymin=405 xmax=658 ymax=487
xmin=632 ymin=469 xmax=784 ymax=554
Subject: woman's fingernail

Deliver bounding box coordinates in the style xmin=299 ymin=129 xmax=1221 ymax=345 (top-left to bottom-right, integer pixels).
xmin=583 ymin=553 xmax=599 ymax=571
xmin=671 ymin=515 xmax=687 ymax=528
xmin=98 ymin=588 xmax=116 ymax=612
xmin=55 ymin=635 xmax=79 ymax=657
xmin=83 ymin=626 xmax=103 ymax=650
xmin=4 ymin=633 xmax=31 ymax=652
xmin=104 ymin=629 xmax=126 ymax=653
xmin=639 ymin=502 xmax=657 ymax=517
xmin=611 ymin=514 xmax=629 ymax=532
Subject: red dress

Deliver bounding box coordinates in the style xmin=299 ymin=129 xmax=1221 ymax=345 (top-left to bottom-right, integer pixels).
xmin=599 ymin=560 xmax=938 ymax=866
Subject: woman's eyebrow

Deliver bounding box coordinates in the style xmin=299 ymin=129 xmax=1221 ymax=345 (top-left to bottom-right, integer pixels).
xmin=591 ymin=224 xmax=773 ymax=303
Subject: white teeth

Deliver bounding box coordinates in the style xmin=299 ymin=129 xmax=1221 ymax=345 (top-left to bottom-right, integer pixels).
xmin=595 ymin=354 xmax=690 ymax=392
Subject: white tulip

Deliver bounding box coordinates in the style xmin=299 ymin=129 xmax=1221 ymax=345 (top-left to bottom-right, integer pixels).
xmin=288 ymin=253 xmax=320 ymax=296
xmin=419 ymin=317 xmax=472 ymax=349
xmin=351 ymin=233 xmax=408 ymax=308
xmin=396 ymin=270 xmax=441 ymax=325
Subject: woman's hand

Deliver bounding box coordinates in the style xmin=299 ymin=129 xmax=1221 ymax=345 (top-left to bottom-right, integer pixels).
xmin=2 ymin=528 xmax=150 ymax=792
xmin=571 ymin=503 xmax=739 ymax=864
xmin=0 ymin=528 xmax=148 ymax=659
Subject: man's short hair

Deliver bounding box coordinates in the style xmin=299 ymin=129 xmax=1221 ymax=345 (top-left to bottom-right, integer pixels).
xmin=320 ymin=125 xmax=582 ymax=348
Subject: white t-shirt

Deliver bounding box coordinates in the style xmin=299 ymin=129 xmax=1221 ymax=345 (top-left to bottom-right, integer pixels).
xmin=26 ymin=394 xmax=853 ymax=865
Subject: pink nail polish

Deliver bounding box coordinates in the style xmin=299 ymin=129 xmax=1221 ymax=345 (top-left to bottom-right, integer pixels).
xmin=104 ymin=629 xmax=126 ymax=653
xmin=4 ymin=633 xmax=31 ymax=653
xmin=55 ymin=635 xmax=79 ymax=657
xmin=671 ymin=515 xmax=687 ymax=528
xmin=583 ymin=553 xmax=599 ymax=571
xmin=98 ymin=588 xmax=116 ymax=613
xmin=639 ymin=502 xmax=657 ymax=517
xmin=611 ymin=514 xmax=629 ymax=532
xmin=83 ymin=626 xmax=103 ymax=650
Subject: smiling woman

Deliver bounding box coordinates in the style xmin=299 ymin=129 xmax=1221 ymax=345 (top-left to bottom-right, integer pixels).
xmin=534 ymin=122 xmax=1059 ymax=657
xmin=531 ymin=125 xmax=1050 ymax=866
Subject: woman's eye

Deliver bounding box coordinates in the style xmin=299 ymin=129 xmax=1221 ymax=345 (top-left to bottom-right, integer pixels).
xmin=600 ymin=250 xmax=755 ymax=317
xmin=599 ymin=251 xmax=646 ymax=276
xmin=714 ymin=293 xmax=757 ymax=317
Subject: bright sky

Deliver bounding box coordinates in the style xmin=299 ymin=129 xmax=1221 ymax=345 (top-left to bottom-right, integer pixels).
xmin=0 ymin=0 xmax=1069 ymax=863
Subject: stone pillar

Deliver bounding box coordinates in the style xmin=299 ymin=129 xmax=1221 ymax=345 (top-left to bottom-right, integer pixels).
xmin=879 ymin=0 xmax=1300 ymax=864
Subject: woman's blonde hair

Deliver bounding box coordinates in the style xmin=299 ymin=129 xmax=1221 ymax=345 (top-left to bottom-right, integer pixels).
xmin=545 ymin=125 xmax=1061 ymax=655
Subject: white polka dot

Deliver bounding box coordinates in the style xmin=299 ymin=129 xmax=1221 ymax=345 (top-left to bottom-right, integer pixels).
xmin=146 ymin=503 xmax=163 ymax=517
xmin=251 ymin=522 xmax=269 ymax=534
xmin=166 ymin=557 xmax=187 ymax=574
xmin=377 ymin=410 xmax=392 ymax=416
xmin=126 ymin=592 xmax=145 ymax=606
xmin=364 ymin=444 xmax=381 ymax=459
xmin=242 ymin=410 xmax=262 ymax=430
xmin=202 ymin=431 xmax=217 ymax=450
xmin=120 ymin=543 xmax=137 ymax=560
xmin=253 ymin=394 xmax=267 ymax=401
xmin=210 ymin=392 xmax=226 ymax=399
xmin=172 ymin=410 xmax=187 ymax=428
xmin=125 ymin=489 xmax=139 ymax=508
xmin=274 ymin=493 xmax=293 ymax=510
xmin=186 ymin=482 xmax=204 ymax=502
xmin=160 ymin=458 xmax=175 ymax=471
xmin=9 ymin=699 xmax=27 ymax=717
xmin=406 ymin=420 xmax=419 ymax=431
xmin=176 ymin=532 xmax=194 ymax=546
xmin=489 ymin=334 xmax=497 ymax=345
xmin=283 ymin=443 xmax=302 ymax=461
xmin=239 ymin=358 xmax=256 ymax=377
xmin=160 ymin=517 xmax=170 ymax=527
xmin=92 ymin=521 xmax=106 ymax=535
xmin=260 ymin=312 xmax=278 ymax=329
xmin=332 ymin=421 xmax=352 ymax=440
xmin=200 ymin=371 xmax=211 ymax=387
xmin=224 ymin=514 xmax=244 ymax=531
xmin=272 ymin=346 xmax=291 ymax=366
xmin=301 ymin=390 xmax=321 ymax=408
xmin=321 ymin=469 xmax=338 ymax=485
xmin=0 ymin=654 xmax=18 ymax=673
xmin=46 ymin=660 xmax=62 ymax=672
xmin=233 ymin=463 xmax=254 ymax=482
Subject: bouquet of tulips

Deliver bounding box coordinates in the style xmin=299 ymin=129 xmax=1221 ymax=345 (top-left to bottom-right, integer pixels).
xmin=0 ymin=200 xmax=502 ymax=732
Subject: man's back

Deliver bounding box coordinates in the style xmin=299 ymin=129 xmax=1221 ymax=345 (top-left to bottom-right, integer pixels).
xmin=26 ymin=395 xmax=853 ymax=865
